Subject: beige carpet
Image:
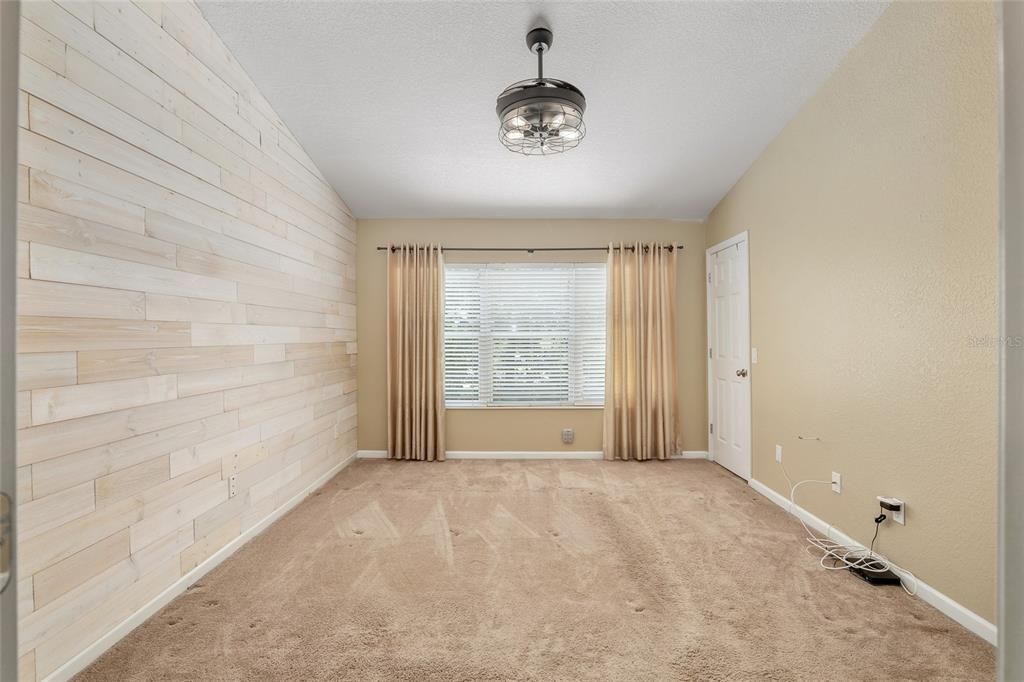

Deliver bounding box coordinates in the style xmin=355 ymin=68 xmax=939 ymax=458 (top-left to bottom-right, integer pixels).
xmin=79 ymin=460 xmax=994 ymax=681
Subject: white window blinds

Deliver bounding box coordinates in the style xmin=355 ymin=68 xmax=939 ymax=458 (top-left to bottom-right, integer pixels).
xmin=443 ymin=263 xmax=607 ymax=407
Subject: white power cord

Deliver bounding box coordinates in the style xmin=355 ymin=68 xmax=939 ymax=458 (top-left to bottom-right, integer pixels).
xmin=780 ymin=461 xmax=918 ymax=596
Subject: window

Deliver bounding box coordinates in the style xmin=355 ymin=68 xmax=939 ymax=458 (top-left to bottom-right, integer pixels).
xmin=444 ymin=263 xmax=606 ymax=407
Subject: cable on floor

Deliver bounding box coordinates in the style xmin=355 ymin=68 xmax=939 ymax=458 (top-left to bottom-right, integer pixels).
xmin=779 ymin=461 xmax=918 ymax=596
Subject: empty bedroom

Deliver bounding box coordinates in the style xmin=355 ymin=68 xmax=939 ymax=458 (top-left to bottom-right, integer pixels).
xmin=0 ymin=0 xmax=1020 ymax=680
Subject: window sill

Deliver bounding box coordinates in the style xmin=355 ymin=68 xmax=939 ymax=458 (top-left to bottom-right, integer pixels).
xmin=445 ymin=405 xmax=604 ymax=411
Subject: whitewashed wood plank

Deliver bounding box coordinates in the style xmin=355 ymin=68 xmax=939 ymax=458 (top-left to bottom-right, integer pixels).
xmin=19 ymin=481 xmax=95 ymax=540
xmin=17 ymin=391 xmax=32 ymax=429
xmin=179 ymin=517 xmax=239 ymax=575
xmin=19 ymin=392 xmax=224 ymax=466
xmin=95 ymin=455 xmax=169 ymax=507
xmin=169 ymin=424 xmax=260 ymax=478
xmin=19 ymin=279 xmax=146 ymax=320
xmin=29 ymin=97 xmax=234 ymax=214
xmin=21 ymin=0 xmax=164 ymax=103
xmin=18 ymin=316 xmax=190 ymax=354
xmin=78 ymin=345 xmax=254 ymax=384
xmin=190 ymin=323 xmax=301 ymax=347
xmin=176 ymin=246 xmax=292 ymax=291
xmin=21 ymin=19 xmax=67 ymax=75
xmin=180 ymin=121 xmax=251 ymax=180
xmin=93 ymin=1 xmax=239 ymax=121
xmin=29 ymin=169 xmax=146 ymax=235
xmin=144 ymin=293 xmax=246 ymax=324
xmin=129 ymin=478 xmax=228 ymax=552
xmin=245 ymin=305 xmax=326 ymax=328
xmin=31 ymin=411 xmax=237 ymax=498
xmin=32 ymin=374 xmax=178 ymax=425
xmin=53 ymin=0 xmax=94 ymax=28
xmin=176 ymin=361 xmax=294 ymax=398
xmin=253 ymin=344 xmax=286 ymax=364
xmin=17 ymin=352 xmax=76 ymax=391
xmin=33 ymin=558 xmax=179 ymax=679
xmin=33 ymin=529 xmax=130 ymax=609
xmin=19 ymin=577 xmax=34 ymax=622
xmin=22 ymin=58 xmax=218 ymax=183
xmin=234 ymin=280 xmax=337 ymax=313
xmin=145 ymin=210 xmax=283 ymax=272
xmin=65 ymin=47 xmax=180 ymax=140
xmin=31 ymin=243 xmax=237 ymax=302
xmin=18 ymin=466 xmax=33 ymax=503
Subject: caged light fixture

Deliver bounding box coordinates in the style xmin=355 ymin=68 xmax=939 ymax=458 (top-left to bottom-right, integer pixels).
xmin=496 ymin=27 xmax=586 ymax=155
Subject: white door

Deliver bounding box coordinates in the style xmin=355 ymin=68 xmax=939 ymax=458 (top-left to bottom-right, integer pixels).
xmin=706 ymin=234 xmax=751 ymax=480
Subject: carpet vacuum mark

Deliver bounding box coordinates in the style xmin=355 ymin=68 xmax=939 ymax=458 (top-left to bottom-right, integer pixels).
xmin=79 ymin=460 xmax=995 ymax=681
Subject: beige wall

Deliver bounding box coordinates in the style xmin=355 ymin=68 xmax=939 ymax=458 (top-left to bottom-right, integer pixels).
xmin=706 ymin=2 xmax=999 ymax=621
xmin=357 ymin=219 xmax=707 ymax=454
xmin=15 ymin=2 xmax=356 ymax=679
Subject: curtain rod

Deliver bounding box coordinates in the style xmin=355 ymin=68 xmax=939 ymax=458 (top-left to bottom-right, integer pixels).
xmin=376 ymin=244 xmax=681 ymax=253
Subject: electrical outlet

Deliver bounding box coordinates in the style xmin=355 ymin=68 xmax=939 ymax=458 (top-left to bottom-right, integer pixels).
xmin=229 ymin=475 xmax=238 ymax=498
xmin=561 ymin=428 xmax=574 ymax=444
xmin=878 ymin=496 xmax=906 ymax=525
xmin=892 ymin=500 xmax=905 ymax=525
xmin=831 ymin=471 xmax=841 ymax=494
xmin=775 ymin=444 xmax=783 ymax=463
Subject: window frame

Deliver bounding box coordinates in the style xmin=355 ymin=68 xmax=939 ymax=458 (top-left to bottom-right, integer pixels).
xmin=442 ymin=262 xmax=606 ymax=409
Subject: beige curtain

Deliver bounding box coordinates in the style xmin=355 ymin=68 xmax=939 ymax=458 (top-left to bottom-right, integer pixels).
xmin=603 ymin=242 xmax=680 ymax=461
xmin=387 ymin=244 xmax=446 ymax=461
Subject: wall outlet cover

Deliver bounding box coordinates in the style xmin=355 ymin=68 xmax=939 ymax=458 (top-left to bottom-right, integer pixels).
xmin=775 ymin=444 xmax=783 ymax=462
xmin=831 ymin=471 xmax=841 ymax=494
xmin=561 ymin=428 xmax=574 ymax=444
xmin=229 ymin=475 xmax=238 ymax=498
xmin=878 ymin=496 xmax=906 ymax=525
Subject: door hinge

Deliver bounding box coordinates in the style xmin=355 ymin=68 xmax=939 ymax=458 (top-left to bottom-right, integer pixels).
xmin=709 ymin=347 xmax=712 ymax=359
xmin=707 ymin=272 xmax=711 ymax=284
xmin=709 ymin=423 xmax=714 ymax=435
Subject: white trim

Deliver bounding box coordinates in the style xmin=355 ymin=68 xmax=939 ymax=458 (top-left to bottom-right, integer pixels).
xmin=43 ymin=452 xmax=358 ymax=682
xmin=707 ymin=230 xmax=749 ymax=255
xmin=748 ymin=478 xmax=998 ymax=645
xmin=1000 ymin=2 xmax=1024 ymax=675
xmin=705 ymin=231 xmax=752 ymax=480
xmin=671 ymin=451 xmax=710 ymax=460
xmin=358 ymin=450 xmax=708 ymax=461
xmin=0 ymin=2 xmax=19 ymax=678
xmin=448 ymin=451 xmax=603 ymax=460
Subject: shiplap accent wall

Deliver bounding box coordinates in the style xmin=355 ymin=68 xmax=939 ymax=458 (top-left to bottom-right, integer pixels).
xmin=15 ymin=2 xmax=357 ymax=679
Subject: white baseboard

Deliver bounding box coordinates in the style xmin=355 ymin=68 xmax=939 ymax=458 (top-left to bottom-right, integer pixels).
xmin=671 ymin=451 xmax=710 ymax=460
xmin=44 ymin=452 xmax=358 ymax=682
xmin=357 ymin=450 xmax=709 ymax=461
xmin=748 ymin=478 xmax=997 ymax=645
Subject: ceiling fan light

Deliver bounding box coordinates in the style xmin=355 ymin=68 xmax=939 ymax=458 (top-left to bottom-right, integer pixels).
xmin=495 ymin=27 xmax=586 ymax=156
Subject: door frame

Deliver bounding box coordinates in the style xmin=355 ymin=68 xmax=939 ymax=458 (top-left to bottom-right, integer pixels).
xmin=705 ymin=231 xmax=752 ymax=478
xmin=0 ymin=0 xmax=18 ymax=678
xmin=1000 ymin=2 xmax=1023 ymax=677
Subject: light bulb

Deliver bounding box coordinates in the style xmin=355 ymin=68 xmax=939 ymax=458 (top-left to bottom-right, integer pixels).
xmin=505 ymin=130 xmax=525 ymax=140
xmin=559 ymin=128 xmax=581 ymax=140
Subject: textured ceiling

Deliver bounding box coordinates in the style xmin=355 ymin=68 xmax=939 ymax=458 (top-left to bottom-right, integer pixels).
xmin=198 ymin=1 xmax=887 ymax=220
